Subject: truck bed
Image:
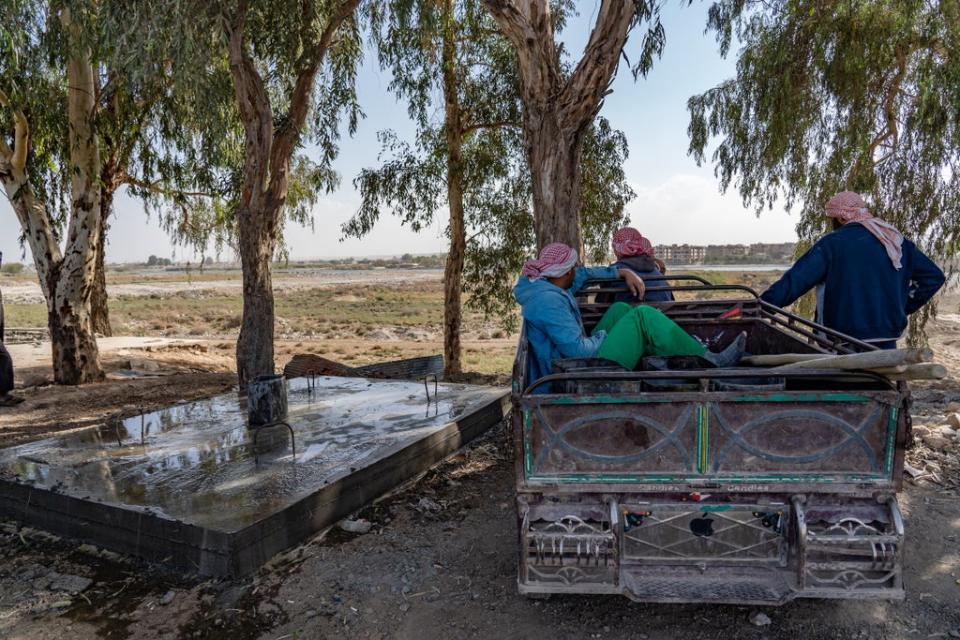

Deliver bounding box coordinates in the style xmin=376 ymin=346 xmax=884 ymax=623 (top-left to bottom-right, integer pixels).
xmin=510 ymin=276 xmax=910 ymax=603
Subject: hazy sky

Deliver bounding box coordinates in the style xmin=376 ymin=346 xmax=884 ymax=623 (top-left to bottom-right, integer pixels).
xmin=0 ymin=2 xmax=798 ymax=265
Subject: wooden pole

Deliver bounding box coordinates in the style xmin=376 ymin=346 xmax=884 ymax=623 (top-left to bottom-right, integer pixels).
xmin=768 ymin=348 xmax=932 ymax=372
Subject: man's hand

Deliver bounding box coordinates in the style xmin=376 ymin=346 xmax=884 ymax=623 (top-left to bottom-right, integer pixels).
xmin=654 ymin=258 xmax=667 ymax=275
xmin=617 ymin=269 xmax=646 ymax=300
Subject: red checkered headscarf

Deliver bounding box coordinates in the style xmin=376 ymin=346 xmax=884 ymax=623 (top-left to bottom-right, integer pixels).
xmin=611 ymin=227 xmax=654 ymax=259
xmin=522 ymin=243 xmax=578 ymax=281
xmin=826 ymin=191 xmax=903 ymax=270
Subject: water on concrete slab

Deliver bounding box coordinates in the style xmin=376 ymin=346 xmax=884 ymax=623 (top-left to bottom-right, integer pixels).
xmin=0 ymin=376 xmax=506 ymax=534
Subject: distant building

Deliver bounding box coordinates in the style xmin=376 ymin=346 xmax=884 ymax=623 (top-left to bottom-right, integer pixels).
xmin=655 ymin=244 xmax=707 ymax=264
xmin=653 ymin=242 xmax=795 ymax=265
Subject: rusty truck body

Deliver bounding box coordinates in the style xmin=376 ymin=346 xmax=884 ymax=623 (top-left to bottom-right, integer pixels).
xmin=510 ymin=276 xmax=910 ymax=604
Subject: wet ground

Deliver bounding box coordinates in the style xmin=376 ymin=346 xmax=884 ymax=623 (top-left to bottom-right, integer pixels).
xmin=0 ymin=378 xmax=505 ymax=576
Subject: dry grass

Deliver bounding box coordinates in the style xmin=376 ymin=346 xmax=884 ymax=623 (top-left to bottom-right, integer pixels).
xmin=3 ymin=269 xmax=781 ymax=377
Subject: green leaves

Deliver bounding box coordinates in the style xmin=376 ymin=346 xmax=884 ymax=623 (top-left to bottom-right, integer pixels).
xmin=350 ymin=0 xmax=634 ymax=329
xmin=690 ymin=0 xmax=959 ymax=251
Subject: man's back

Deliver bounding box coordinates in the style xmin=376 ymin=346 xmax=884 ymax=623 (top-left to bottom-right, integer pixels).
xmin=762 ymin=223 xmax=944 ymax=342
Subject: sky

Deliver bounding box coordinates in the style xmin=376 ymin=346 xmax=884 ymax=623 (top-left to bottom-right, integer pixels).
xmin=0 ymin=2 xmax=799 ymax=266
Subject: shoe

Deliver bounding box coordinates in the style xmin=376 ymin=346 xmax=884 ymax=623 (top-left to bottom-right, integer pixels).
xmin=0 ymin=394 xmax=24 ymax=407
xmin=703 ymin=332 xmax=747 ymax=368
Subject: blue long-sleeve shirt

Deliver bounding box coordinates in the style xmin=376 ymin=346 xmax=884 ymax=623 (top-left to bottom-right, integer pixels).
xmin=514 ymin=265 xmax=619 ymax=386
xmin=760 ymin=223 xmax=945 ymax=342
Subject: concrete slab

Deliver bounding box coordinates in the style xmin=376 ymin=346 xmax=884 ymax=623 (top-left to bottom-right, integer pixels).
xmin=0 ymin=376 xmax=508 ymax=576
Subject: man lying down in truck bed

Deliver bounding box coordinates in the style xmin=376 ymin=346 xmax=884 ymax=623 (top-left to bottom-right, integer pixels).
xmin=513 ymin=242 xmax=747 ymax=390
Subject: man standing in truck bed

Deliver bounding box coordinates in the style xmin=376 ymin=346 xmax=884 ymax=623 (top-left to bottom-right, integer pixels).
xmin=761 ymin=191 xmax=945 ymax=348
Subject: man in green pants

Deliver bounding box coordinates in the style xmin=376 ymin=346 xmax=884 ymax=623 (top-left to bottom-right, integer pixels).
xmin=514 ymin=243 xmax=746 ymax=386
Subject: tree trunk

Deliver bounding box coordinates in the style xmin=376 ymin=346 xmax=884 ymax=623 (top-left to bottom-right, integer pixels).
xmin=481 ymin=0 xmax=636 ymax=251
xmin=0 ymin=175 xmax=103 ymax=385
xmin=222 ymin=0 xmax=360 ymax=386
xmin=47 ymin=265 xmax=103 ymax=384
xmin=90 ymin=191 xmax=113 ymax=337
xmin=235 ymin=200 xmax=278 ymax=386
xmin=57 ymin=24 xmax=104 ymax=383
xmin=525 ymin=112 xmax=585 ymax=250
xmin=441 ymin=0 xmax=464 ymax=377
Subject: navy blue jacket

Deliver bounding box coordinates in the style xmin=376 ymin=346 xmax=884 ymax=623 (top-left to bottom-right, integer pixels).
xmin=761 ymin=223 xmax=945 ymax=342
xmin=609 ymin=255 xmax=674 ymax=303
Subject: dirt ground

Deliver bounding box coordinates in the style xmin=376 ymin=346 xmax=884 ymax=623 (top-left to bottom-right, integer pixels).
xmin=1 ymin=413 xmax=958 ymax=640
xmin=1 ymin=270 xmax=960 ymax=639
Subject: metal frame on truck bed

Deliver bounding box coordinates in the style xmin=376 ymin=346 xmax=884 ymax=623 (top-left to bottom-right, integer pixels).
xmin=510 ymin=275 xmax=910 ymax=604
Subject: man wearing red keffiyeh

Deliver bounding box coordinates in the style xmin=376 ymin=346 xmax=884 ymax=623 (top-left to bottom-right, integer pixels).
xmin=761 ymin=192 xmax=944 ymax=348
xmin=608 ymin=227 xmax=673 ymax=303
xmin=515 ymin=243 xmax=746 ymax=388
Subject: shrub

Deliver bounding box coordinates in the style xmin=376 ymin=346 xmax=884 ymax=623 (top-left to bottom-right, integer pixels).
xmin=1 ymin=262 xmax=24 ymax=275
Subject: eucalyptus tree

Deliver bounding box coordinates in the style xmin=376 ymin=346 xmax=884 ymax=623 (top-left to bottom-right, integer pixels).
xmin=1 ymin=0 xmax=223 ymax=381
xmin=480 ymin=0 xmax=666 ymax=250
xmin=126 ymin=0 xmax=364 ymax=384
xmin=91 ymin=6 xmax=210 ymax=337
xmin=688 ymin=0 xmax=959 ymax=266
xmin=0 ymin=2 xmax=106 ymax=383
xmin=347 ymin=0 xmax=632 ymax=374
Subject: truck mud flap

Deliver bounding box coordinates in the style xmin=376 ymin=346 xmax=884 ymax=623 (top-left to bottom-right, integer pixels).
xmin=518 ymin=502 xmax=618 ymax=594
xmin=795 ymin=496 xmax=905 ymax=599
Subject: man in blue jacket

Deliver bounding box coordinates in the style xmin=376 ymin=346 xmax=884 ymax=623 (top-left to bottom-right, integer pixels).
xmin=514 ymin=243 xmax=745 ymax=385
xmin=761 ymin=191 xmax=944 ymax=348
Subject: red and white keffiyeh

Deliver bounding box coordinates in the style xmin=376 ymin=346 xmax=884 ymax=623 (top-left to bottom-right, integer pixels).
xmin=611 ymin=227 xmax=654 ymax=259
xmin=826 ymin=191 xmax=904 ymax=270
xmin=522 ymin=243 xmax=578 ymax=281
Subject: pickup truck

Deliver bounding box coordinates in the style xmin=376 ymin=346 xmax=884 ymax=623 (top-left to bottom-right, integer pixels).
xmin=510 ymin=275 xmax=909 ymax=604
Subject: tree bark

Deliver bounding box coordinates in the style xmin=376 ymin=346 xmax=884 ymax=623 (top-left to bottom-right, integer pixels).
xmin=90 ymin=190 xmax=113 ymax=337
xmin=526 ymin=116 xmax=585 ymax=249
xmin=236 ymin=198 xmax=277 ymax=385
xmin=481 ymin=0 xmax=636 ymax=250
xmin=221 ymin=0 xmax=360 ymax=386
xmin=441 ymin=0 xmax=464 ymax=377
xmin=56 ymin=21 xmax=104 ymax=383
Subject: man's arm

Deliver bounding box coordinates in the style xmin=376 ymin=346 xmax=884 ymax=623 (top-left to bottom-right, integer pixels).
xmin=572 ymin=266 xmax=645 ymax=299
xmin=572 ymin=266 xmax=618 ymax=292
xmin=906 ymin=244 xmax=945 ymax=314
xmin=760 ymin=244 xmax=828 ymax=308
xmin=537 ymin=295 xmax=605 ymax=359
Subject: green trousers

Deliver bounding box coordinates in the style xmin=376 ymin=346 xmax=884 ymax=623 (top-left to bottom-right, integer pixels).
xmin=593 ymin=302 xmax=706 ymax=370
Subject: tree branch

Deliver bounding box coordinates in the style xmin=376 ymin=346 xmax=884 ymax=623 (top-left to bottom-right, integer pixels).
xmin=867 ymin=44 xmax=909 ymax=166
xmin=280 ymin=0 xmax=361 ymax=142
xmin=0 ymin=88 xmax=30 ymax=172
xmin=220 ymin=0 xmax=273 ymax=207
xmin=119 ymin=172 xmax=217 ymax=199
xmin=461 ymin=120 xmax=520 ymax=136
xmin=481 ymin=0 xmax=564 ymax=105
xmin=269 ymin=0 xmax=361 ymax=199
xmin=562 ymin=0 xmax=636 ymax=126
